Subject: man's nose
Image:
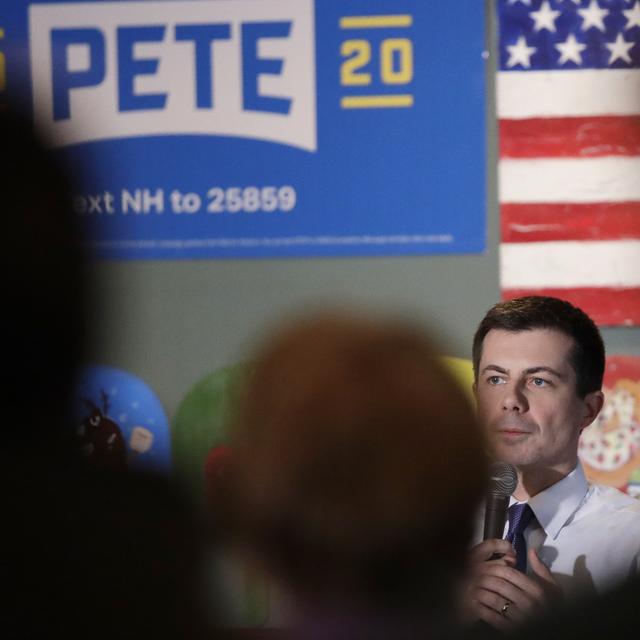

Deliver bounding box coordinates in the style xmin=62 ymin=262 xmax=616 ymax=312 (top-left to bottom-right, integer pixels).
xmin=501 ymin=384 xmax=528 ymax=412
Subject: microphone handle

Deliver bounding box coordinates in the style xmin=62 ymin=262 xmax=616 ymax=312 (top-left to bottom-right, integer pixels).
xmin=483 ymin=493 xmax=509 ymax=541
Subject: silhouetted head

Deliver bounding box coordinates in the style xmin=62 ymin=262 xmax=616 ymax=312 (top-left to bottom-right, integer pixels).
xmin=221 ymin=312 xmax=488 ymax=616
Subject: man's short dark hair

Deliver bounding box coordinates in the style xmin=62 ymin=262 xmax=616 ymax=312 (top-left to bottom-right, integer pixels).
xmin=472 ymin=296 xmax=605 ymax=397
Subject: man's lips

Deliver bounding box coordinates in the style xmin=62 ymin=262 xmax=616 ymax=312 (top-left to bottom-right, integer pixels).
xmin=492 ymin=421 xmax=536 ymax=436
xmin=492 ymin=418 xmax=536 ymax=435
xmin=494 ymin=426 xmax=534 ymax=439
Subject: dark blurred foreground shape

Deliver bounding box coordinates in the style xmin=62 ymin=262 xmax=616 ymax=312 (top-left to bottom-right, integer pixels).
xmin=1 ymin=101 xmax=87 ymax=461
xmin=512 ymin=572 xmax=640 ymax=640
xmin=0 ymin=104 xmax=215 ymax=639
xmin=3 ymin=468 xmax=211 ymax=639
xmin=216 ymin=313 xmax=489 ymax=638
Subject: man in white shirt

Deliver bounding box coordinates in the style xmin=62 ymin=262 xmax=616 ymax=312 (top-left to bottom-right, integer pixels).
xmin=463 ymin=296 xmax=640 ymax=631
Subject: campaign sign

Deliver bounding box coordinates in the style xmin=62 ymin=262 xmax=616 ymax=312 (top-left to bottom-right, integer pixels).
xmin=1 ymin=0 xmax=486 ymax=259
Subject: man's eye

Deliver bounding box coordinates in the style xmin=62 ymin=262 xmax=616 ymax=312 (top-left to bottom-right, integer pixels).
xmin=488 ymin=376 xmax=504 ymax=385
xmin=531 ymin=377 xmax=548 ymax=387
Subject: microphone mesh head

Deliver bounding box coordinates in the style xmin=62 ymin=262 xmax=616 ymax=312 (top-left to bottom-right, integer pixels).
xmin=488 ymin=461 xmax=517 ymax=497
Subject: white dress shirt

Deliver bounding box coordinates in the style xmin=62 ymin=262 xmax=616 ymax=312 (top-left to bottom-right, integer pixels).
xmin=476 ymin=463 xmax=640 ymax=600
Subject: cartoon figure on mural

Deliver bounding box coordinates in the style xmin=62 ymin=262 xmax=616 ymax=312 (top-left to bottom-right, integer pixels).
xmin=77 ymin=389 xmax=159 ymax=471
xmin=73 ymin=365 xmax=172 ymax=475
xmin=579 ymin=357 xmax=640 ymax=496
xmin=78 ymin=389 xmax=127 ymax=471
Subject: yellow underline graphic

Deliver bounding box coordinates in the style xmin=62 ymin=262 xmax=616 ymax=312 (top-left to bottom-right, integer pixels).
xmin=339 ymin=15 xmax=413 ymax=29
xmin=341 ymin=95 xmax=414 ymax=109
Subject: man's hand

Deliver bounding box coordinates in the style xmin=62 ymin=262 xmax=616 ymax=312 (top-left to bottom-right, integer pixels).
xmin=459 ymin=540 xmax=560 ymax=631
xmin=527 ymin=548 xmax=563 ymax=604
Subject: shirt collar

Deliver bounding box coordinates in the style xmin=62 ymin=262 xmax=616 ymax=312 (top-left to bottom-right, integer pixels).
xmin=524 ymin=463 xmax=590 ymax=540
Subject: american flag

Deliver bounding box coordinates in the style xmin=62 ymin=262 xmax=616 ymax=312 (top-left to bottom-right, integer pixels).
xmin=497 ymin=0 xmax=640 ymax=325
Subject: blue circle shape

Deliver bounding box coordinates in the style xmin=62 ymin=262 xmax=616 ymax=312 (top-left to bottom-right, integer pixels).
xmin=72 ymin=365 xmax=171 ymax=473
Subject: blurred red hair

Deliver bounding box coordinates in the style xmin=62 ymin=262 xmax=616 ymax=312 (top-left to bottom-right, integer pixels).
xmin=220 ymin=312 xmax=488 ymax=610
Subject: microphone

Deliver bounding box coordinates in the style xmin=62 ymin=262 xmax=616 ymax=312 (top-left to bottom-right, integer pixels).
xmin=483 ymin=461 xmax=518 ymax=541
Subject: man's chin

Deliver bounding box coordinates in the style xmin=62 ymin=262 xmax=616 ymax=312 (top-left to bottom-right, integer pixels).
xmin=489 ymin=444 xmax=532 ymax=468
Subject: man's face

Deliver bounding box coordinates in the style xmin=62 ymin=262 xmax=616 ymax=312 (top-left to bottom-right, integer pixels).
xmin=475 ymin=328 xmax=600 ymax=473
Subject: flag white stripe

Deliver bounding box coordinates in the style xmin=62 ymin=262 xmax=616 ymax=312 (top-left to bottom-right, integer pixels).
xmin=497 ymin=69 xmax=640 ymax=119
xmin=500 ymin=240 xmax=640 ymax=288
xmin=499 ymin=157 xmax=640 ymax=203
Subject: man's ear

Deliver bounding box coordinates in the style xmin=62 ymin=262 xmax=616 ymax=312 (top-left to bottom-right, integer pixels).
xmin=580 ymin=390 xmax=605 ymax=430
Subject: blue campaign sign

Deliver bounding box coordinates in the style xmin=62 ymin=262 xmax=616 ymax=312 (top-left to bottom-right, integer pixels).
xmin=1 ymin=0 xmax=486 ymax=259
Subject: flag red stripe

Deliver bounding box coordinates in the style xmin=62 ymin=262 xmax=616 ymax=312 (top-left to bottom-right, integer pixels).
xmin=499 ymin=116 xmax=640 ymax=158
xmin=501 ymin=202 xmax=640 ymax=242
xmin=603 ymin=356 xmax=640 ymax=384
xmin=501 ymin=287 xmax=640 ymax=326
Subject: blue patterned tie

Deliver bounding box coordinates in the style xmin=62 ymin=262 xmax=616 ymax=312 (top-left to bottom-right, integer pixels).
xmin=506 ymin=503 xmax=534 ymax=573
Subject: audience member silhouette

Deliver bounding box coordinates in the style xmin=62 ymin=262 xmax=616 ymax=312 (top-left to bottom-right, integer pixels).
xmin=217 ymin=313 xmax=489 ymax=638
xmin=0 ymin=105 xmax=214 ymax=639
